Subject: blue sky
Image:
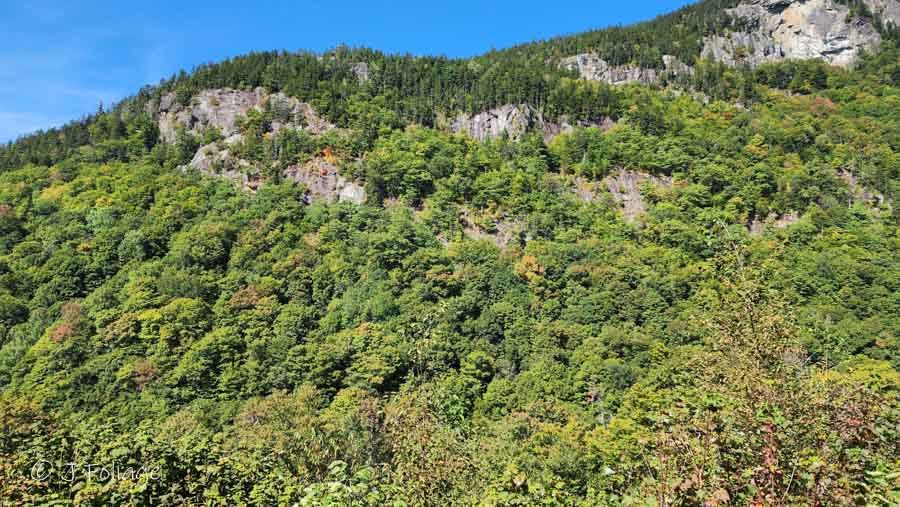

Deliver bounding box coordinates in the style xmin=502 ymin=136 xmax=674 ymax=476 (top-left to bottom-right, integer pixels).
xmin=1 ymin=0 xmax=694 ymax=143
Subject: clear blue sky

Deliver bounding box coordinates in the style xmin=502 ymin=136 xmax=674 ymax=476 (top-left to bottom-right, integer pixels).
xmin=1 ymin=0 xmax=694 ymax=143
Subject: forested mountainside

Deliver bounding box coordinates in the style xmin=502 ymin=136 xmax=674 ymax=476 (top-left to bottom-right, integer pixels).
xmin=5 ymin=0 xmax=900 ymax=171
xmin=1 ymin=0 xmax=899 ymax=505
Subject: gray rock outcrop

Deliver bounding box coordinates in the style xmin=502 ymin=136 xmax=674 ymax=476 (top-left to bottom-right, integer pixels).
xmin=451 ymin=104 xmax=540 ymax=141
xmin=455 ymin=207 xmax=528 ymax=249
xmin=451 ymin=104 xmax=616 ymax=141
xmin=571 ymin=170 xmax=673 ymax=223
xmin=703 ymin=0 xmax=899 ymax=67
xmin=188 ymin=145 xmax=367 ymax=202
xmin=560 ymin=54 xmax=659 ymax=85
xmin=840 ymin=169 xmax=888 ymax=209
xmin=154 ymin=87 xmax=332 ymax=143
xmin=350 ymin=62 xmax=370 ymax=83
xmin=282 ymin=158 xmax=367 ymax=204
xmin=187 ymin=142 xmax=260 ymax=190
xmin=662 ymin=55 xmax=695 ymax=77
xmin=749 ymin=211 xmax=802 ymax=235
xmin=604 ymin=170 xmax=672 ymax=222
xmin=867 ymin=0 xmax=900 ymax=21
xmin=540 ymin=115 xmax=617 ymax=141
xmin=559 ymin=53 xmax=693 ymax=86
xmin=153 ymin=87 xmax=365 ymax=201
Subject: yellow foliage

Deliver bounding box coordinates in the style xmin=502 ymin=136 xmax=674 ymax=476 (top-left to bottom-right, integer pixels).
xmin=38 ymin=183 xmax=69 ymax=203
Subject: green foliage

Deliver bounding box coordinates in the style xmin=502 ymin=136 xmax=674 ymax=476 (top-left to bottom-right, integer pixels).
xmin=0 ymin=2 xmax=899 ymax=505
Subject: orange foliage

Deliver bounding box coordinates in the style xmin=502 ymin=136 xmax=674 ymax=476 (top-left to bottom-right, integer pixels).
xmin=322 ymin=146 xmax=337 ymax=164
xmin=229 ymin=285 xmax=262 ymax=309
xmin=50 ymin=322 xmax=75 ymax=343
xmin=810 ymin=95 xmax=835 ymax=116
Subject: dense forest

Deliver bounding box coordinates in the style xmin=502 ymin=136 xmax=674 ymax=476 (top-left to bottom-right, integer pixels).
xmin=1 ymin=0 xmax=899 ymax=505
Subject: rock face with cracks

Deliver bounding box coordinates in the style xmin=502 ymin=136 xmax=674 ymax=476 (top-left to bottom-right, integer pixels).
xmin=450 ymin=104 xmax=615 ymax=142
xmin=558 ymin=1 xmax=898 ymax=75
xmin=152 ymin=87 xmax=368 ymax=201
xmin=282 ymin=158 xmax=367 ymax=205
xmin=702 ymin=0 xmax=899 ymax=67
xmin=559 ymin=53 xmax=694 ymax=85
xmin=450 ymin=104 xmax=541 ymax=142
xmin=153 ymin=87 xmax=332 ymax=144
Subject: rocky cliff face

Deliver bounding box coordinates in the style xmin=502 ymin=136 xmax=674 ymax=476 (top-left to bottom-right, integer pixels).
xmin=350 ymin=62 xmax=370 ymax=83
xmin=748 ymin=210 xmax=802 ymax=235
xmin=189 ymin=141 xmax=366 ymax=202
xmin=868 ymin=0 xmax=900 ymax=21
xmin=450 ymin=104 xmax=615 ymax=141
xmin=454 ymin=207 xmax=529 ymax=249
xmin=560 ymin=54 xmax=660 ymax=85
xmin=840 ymin=169 xmax=889 ymax=210
xmin=558 ymin=1 xmax=899 ymax=75
xmin=188 ymin=136 xmax=259 ymax=189
xmin=703 ymin=0 xmax=899 ymax=67
xmin=604 ymin=170 xmax=673 ymax=222
xmin=282 ymin=158 xmax=367 ymax=205
xmin=559 ymin=53 xmax=693 ymax=86
xmin=571 ymin=170 xmax=673 ymax=223
xmin=153 ymin=88 xmax=332 ymax=143
xmin=450 ymin=104 xmax=540 ymax=141
xmin=151 ymin=87 xmax=368 ymax=202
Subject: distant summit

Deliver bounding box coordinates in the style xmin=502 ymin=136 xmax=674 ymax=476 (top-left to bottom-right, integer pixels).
xmin=4 ymin=0 xmax=899 ymax=169
xmin=557 ymin=0 xmax=899 ymax=85
xmin=702 ymin=0 xmax=900 ymax=67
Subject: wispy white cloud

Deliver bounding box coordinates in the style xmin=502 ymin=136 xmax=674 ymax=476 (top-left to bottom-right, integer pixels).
xmin=0 ymin=9 xmax=161 ymax=141
xmin=0 ymin=44 xmax=125 ymax=140
xmin=0 ymin=80 xmax=119 ymax=102
xmin=0 ymin=77 xmax=123 ymax=140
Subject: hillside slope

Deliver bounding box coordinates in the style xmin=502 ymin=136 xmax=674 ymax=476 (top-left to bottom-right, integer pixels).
xmin=0 ymin=1 xmax=899 ymax=505
xmin=3 ymin=0 xmax=899 ymax=170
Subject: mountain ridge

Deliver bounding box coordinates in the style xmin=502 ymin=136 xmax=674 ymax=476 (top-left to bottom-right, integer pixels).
xmin=4 ymin=0 xmax=899 ymax=153
xmin=0 ymin=0 xmax=898 ymax=504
